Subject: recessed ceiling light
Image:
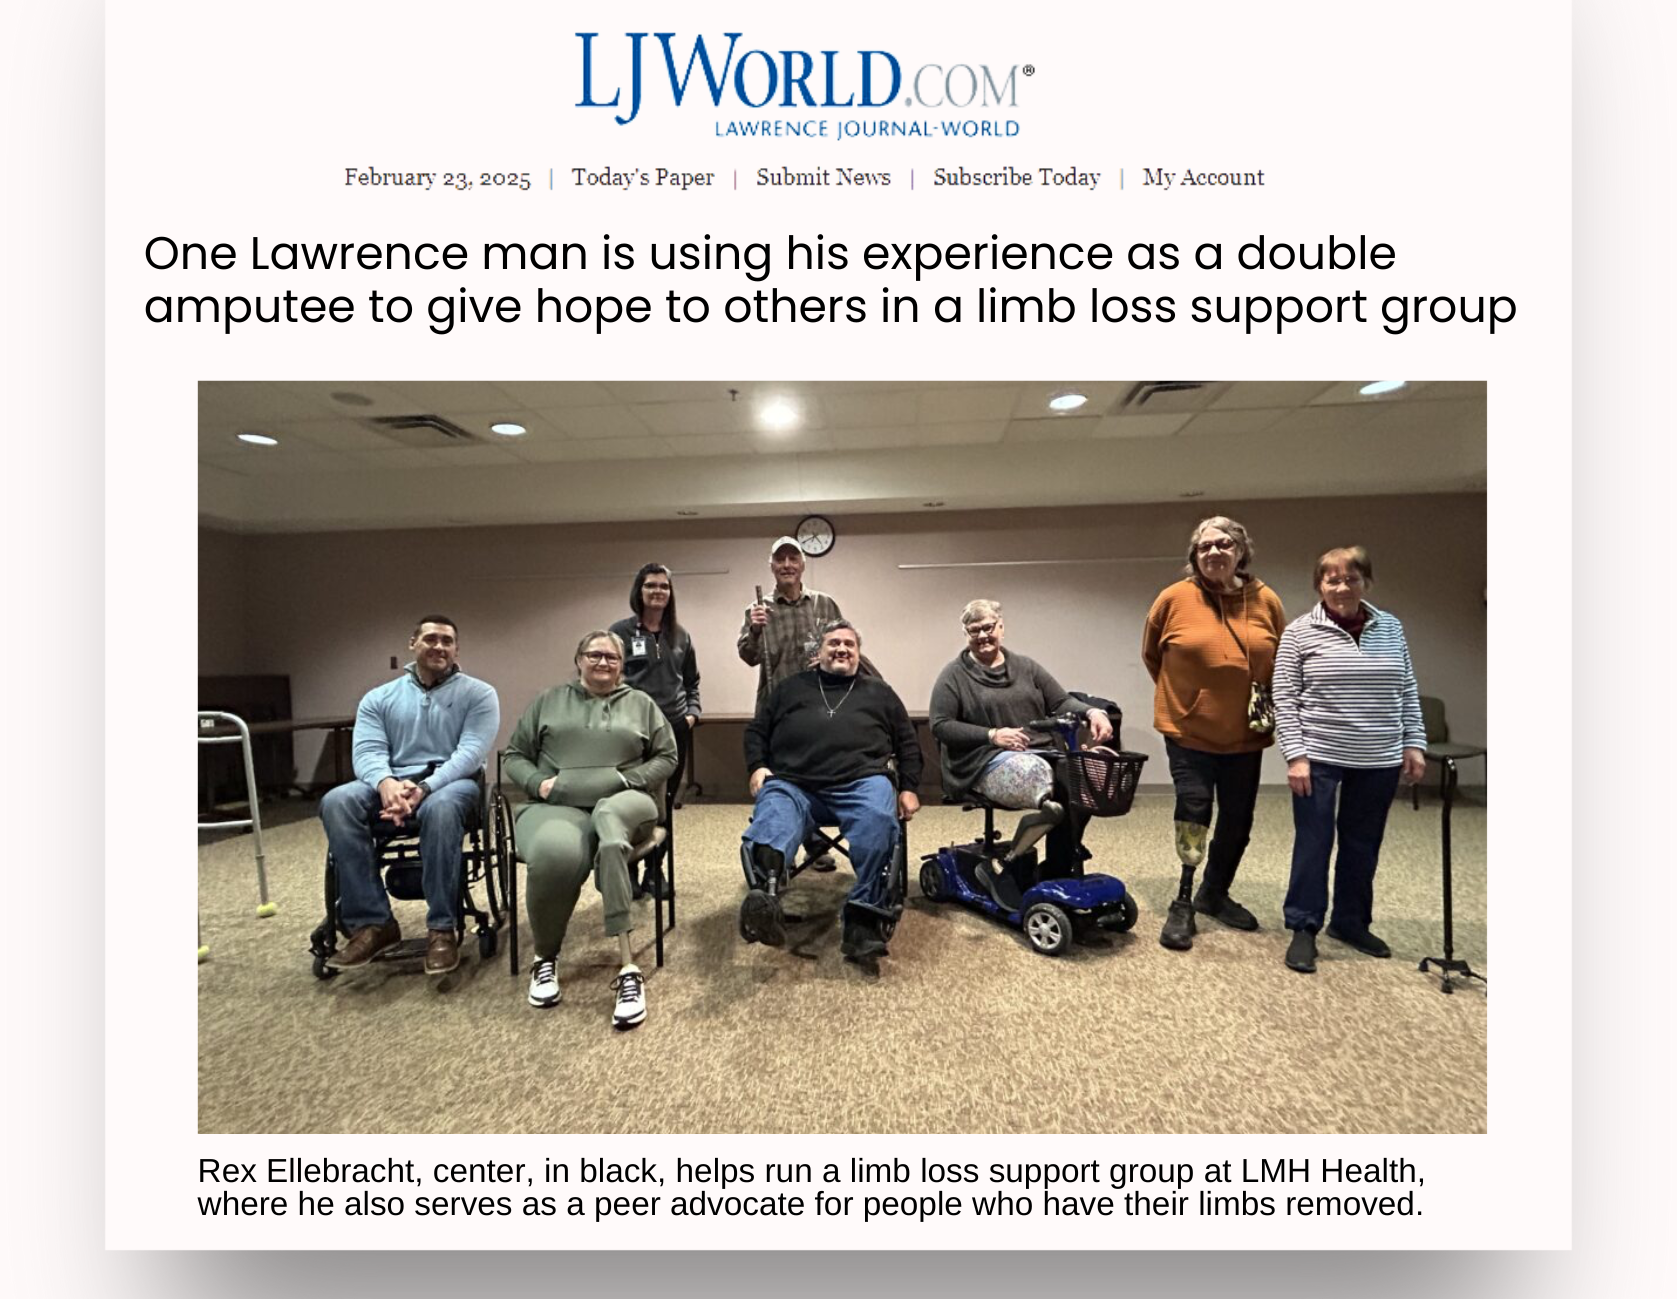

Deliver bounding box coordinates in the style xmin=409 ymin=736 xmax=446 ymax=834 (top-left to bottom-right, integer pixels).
xmin=1358 ymin=380 xmax=1407 ymax=396
xmin=758 ymin=400 xmax=799 ymax=432
xmin=490 ymin=422 xmax=527 ymax=436
xmin=1048 ymin=390 xmax=1088 ymax=412
xmin=236 ymin=432 xmax=279 ymax=446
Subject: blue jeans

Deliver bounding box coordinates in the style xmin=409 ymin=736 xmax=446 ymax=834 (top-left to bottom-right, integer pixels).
xmin=741 ymin=776 xmax=898 ymax=912
xmin=1282 ymin=762 xmax=1402 ymax=934
xmin=320 ymin=778 xmax=479 ymax=932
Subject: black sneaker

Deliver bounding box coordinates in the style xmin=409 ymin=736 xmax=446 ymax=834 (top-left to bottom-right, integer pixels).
xmin=739 ymin=889 xmax=786 ymax=947
xmin=1326 ymin=924 xmax=1391 ymax=958
xmin=807 ymin=852 xmax=838 ymax=873
xmin=1285 ymin=929 xmax=1318 ymax=973
xmin=842 ymin=913 xmax=889 ymax=961
xmin=1193 ymin=886 xmax=1259 ymax=931
xmin=975 ymin=861 xmax=1025 ymax=912
xmin=1159 ymin=898 xmax=1197 ymax=951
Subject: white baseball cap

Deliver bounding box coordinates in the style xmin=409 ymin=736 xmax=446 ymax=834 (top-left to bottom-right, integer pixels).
xmin=770 ymin=535 xmax=803 ymax=557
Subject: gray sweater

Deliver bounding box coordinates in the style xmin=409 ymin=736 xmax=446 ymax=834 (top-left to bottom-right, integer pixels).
xmin=929 ymin=651 xmax=1087 ymax=797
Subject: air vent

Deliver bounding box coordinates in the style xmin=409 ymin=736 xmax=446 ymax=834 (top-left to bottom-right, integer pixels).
xmin=1121 ymin=382 xmax=1212 ymax=411
xmin=362 ymin=414 xmax=480 ymax=448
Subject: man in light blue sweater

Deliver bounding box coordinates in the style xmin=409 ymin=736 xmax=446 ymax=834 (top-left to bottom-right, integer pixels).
xmin=322 ymin=615 xmax=500 ymax=975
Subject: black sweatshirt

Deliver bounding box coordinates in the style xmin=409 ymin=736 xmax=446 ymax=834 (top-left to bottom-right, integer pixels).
xmin=745 ymin=669 xmax=923 ymax=792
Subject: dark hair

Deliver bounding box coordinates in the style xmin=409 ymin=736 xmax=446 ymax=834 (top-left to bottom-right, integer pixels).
xmin=412 ymin=614 xmax=458 ymax=639
xmin=816 ymin=617 xmax=861 ymax=650
xmin=1313 ymin=545 xmax=1374 ymax=589
xmin=627 ymin=562 xmax=681 ymax=645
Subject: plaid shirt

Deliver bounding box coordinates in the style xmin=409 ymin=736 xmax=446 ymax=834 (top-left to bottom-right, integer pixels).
xmin=736 ymin=587 xmax=844 ymax=708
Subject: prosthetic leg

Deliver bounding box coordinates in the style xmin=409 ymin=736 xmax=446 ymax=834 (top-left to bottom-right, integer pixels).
xmin=1160 ymin=820 xmax=1207 ymax=951
xmin=975 ymin=799 xmax=1064 ymax=912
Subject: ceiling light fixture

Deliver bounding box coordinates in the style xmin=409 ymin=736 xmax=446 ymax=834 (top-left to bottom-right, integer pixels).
xmin=1047 ymin=390 xmax=1088 ymax=412
xmin=236 ymin=432 xmax=279 ymax=446
xmin=758 ymin=400 xmax=799 ymax=432
xmin=1358 ymin=380 xmax=1407 ymax=396
xmin=490 ymin=422 xmax=527 ymax=436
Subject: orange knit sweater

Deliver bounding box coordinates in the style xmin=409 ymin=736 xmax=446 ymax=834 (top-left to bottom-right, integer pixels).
xmin=1142 ymin=577 xmax=1287 ymax=754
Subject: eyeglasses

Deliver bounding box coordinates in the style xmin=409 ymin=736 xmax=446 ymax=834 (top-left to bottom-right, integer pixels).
xmin=1195 ymin=537 xmax=1239 ymax=554
xmin=965 ymin=621 xmax=1000 ymax=638
xmin=1320 ymin=573 xmax=1366 ymax=590
xmin=581 ymin=651 xmax=622 ymax=664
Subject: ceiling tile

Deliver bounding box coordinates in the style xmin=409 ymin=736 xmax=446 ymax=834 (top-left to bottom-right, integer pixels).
xmin=1209 ymin=381 xmax=1337 ymax=410
xmin=1179 ymin=408 xmax=1288 ymax=437
xmin=1093 ymin=412 xmax=1193 ymax=439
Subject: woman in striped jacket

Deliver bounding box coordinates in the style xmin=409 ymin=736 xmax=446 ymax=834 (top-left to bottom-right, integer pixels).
xmin=1273 ymin=546 xmax=1426 ymax=974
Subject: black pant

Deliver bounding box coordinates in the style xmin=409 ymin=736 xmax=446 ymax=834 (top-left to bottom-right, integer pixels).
xmin=1164 ymin=738 xmax=1264 ymax=898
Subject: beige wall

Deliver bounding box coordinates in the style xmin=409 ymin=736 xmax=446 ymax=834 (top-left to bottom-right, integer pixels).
xmin=198 ymin=493 xmax=1486 ymax=791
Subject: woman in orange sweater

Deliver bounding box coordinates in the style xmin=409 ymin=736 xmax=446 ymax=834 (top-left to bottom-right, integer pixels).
xmin=1142 ymin=517 xmax=1286 ymax=952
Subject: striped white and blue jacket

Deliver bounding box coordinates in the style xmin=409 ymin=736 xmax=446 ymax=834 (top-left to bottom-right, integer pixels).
xmin=1273 ymin=602 xmax=1426 ymax=768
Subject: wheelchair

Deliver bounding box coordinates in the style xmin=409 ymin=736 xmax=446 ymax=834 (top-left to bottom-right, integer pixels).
xmin=309 ymin=770 xmax=507 ymax=981
xmin=920 ymin=704 xmax=1144 ymax=955
xmin=738 ymin=777 xmax=911 ymax=949
xmin=492 ymin=752 xmax=676 ymax=976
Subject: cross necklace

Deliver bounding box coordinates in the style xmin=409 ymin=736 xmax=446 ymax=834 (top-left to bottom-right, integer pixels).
xmin=818 ymin=675 xmax=857 ymax=718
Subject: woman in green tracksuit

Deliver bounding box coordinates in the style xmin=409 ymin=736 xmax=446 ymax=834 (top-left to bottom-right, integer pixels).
xmin=503 ymin=630 xmax=677 ymax=1029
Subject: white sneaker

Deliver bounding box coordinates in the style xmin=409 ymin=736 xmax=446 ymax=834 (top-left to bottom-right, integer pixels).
xmin=611 ymin=964 xmax=646 ymax=1031
xmin=528 ymin=957 xmax=561 ymax=1008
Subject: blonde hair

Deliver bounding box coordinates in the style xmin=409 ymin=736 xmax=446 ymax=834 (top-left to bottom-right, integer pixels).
xmin=573 ymin=629 xmax=625 ymax=660
xmin=960 ymin=598 xmax=1003 ymax=627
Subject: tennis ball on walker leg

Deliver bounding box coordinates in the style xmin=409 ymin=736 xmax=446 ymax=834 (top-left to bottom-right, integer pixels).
xmin=197 ymin=945 xmax=210 ymax=963
xmin=256 ymin=902 xmax=278 ymax=918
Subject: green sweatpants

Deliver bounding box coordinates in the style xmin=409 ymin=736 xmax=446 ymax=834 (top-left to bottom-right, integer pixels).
xmin=517 ymin=790 xmax=659 ymax=958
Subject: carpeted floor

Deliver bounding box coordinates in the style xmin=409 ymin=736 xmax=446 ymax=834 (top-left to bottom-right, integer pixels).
xmin=198 ymin=789 xmax=1486 ymax=1134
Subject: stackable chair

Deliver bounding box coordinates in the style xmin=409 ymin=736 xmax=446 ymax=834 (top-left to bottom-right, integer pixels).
xmin=309 ymin=769 xmax=506 ymax=982
xmin=493 ymin=754 xmax=675 ymax=975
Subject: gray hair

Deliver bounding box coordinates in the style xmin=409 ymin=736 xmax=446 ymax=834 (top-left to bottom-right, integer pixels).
xmin=1183 ymin=515 xmax=1255 ymax=580
xmin=960 ymin=598 xmax=1003 ymax=627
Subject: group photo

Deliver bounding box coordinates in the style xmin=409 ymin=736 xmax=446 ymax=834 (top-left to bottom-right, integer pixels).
xmin=196 ymin=378 xmax=1488 ymax=1134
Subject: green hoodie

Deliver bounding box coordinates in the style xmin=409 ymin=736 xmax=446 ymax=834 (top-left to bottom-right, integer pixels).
xmin=503 ymin=681 xmax=677 ymax=807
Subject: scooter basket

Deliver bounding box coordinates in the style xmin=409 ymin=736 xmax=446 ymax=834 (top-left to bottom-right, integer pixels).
xmin=1061 ymin=749 xmax=1147 ymax=817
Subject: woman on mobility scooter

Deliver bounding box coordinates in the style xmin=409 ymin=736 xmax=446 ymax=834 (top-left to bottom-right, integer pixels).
xmin=929 ymin=599 xmax=1115 ymax=910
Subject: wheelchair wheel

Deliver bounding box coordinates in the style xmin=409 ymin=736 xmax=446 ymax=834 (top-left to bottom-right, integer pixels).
xmin=478 ymin=927 xmax=498 ymax=960
xmin=919 ymin=858 xmax=944 ymax=902
xmin=312 ymin=955 xmax=338 ymax=980
xmin=1023 ymin=902 xmax=1073 ymax=956
xmin=1108 ymin=893 xmax=1139 ymax=933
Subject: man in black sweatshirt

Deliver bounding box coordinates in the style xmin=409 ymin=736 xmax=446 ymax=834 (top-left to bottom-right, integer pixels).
xmin=740 ymin=620 xmax=922 ymax=962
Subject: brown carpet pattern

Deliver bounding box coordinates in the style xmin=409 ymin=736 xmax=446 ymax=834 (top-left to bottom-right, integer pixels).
xmin=198 ymin=790 xmax=1486 ymax=1134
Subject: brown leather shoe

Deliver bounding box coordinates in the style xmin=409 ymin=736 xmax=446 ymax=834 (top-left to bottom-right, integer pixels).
xmin=327 ymin=919 xmax=401 ymax=969
xmin=424 ymin=929 xmax=460 ymax=976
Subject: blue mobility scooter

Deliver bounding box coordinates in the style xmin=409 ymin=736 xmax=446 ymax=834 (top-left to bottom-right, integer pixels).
xmin=918 ymin=712 xmax=1147 ymax=955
